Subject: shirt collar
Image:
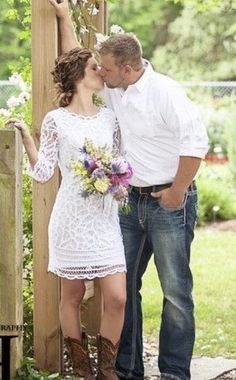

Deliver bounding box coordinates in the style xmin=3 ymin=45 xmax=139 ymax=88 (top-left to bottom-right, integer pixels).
xmin=130 ymin=59 xmax=153 ymax=92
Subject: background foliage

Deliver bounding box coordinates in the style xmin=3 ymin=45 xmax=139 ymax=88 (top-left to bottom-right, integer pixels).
xmin=109 ymin=0 xmax=236 ymax=80
xmin=0 ymin=0 xmax=30 ymax=78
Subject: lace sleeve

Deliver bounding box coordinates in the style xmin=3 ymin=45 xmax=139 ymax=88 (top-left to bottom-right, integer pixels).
xmin=27 ymin=114 xmax=59 ymax=183
xmin=112 ymin=119 xmax=121 ymax=155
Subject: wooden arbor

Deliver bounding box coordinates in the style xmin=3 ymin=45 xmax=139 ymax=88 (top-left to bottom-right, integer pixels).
xmin=31 ymin=0 xmax=107 ymax=372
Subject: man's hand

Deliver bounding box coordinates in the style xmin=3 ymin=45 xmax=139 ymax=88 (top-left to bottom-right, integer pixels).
xmin=48 ymin=0 xmax=70 ymax=19
xmin=151 ymin=186 xmax=185 ymax=209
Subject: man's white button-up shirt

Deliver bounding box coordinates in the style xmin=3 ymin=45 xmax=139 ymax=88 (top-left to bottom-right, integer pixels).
xmin=101 ymin=62 xmax=209 ymax=186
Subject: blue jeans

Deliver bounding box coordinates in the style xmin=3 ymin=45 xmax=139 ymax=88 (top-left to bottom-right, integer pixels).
xmin=116 ymin=184 xmax=198 ymax=380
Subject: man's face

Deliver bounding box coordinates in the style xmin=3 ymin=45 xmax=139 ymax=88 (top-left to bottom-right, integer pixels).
xmin=99 ymin=53 xmax=126 ymax=89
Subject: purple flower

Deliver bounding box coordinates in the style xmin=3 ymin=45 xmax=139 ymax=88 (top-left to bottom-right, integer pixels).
xmin=92 ymin=168 xmax=106 ymax=178
xmin=124 ymin=164 xmax=133 ymax=179
xmin=111 ymin=157 xmax=129 ymax=174
xmin=84 ymin=158 xmax=98 ymax=171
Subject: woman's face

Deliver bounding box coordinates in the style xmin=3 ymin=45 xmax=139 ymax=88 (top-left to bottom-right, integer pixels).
xmin=79 ymin=57 xmax=104 ymax=91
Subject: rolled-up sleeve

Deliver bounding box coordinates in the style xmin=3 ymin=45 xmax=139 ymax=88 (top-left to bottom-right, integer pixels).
xmin=161 ymin=84 xmax=209 ymax=158
xmin=27 ymin=113 xmax=59 ymax=182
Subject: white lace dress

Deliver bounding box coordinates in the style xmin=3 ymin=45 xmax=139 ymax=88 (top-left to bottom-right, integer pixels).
xmin=28 ymin=107 xmax=126 ymax=280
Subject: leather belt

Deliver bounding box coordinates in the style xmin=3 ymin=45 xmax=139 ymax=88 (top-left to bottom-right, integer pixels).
xmin=131 ymin=181 xmax=196 ymax=195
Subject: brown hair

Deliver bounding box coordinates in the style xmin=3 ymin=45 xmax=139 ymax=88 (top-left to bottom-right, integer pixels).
xmin=98 ymin=33 xmax=143 ymax=70
xmin=51 ymin=47 xmax=93 ymax=107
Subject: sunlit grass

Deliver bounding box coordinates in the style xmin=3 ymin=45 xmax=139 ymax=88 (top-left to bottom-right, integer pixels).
xmin=141 ymin=228 xmax=236 ymax=358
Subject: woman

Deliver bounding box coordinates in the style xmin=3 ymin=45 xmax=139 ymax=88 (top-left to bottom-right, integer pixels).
xmin=8 ymin=47 xmax=127 ymax=380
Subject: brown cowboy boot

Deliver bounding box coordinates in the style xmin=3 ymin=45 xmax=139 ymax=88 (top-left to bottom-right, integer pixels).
xmin=64 ymin=332 xmax=95 ymax=380
xmin=96 ymin=334 xmax=120 ymax=380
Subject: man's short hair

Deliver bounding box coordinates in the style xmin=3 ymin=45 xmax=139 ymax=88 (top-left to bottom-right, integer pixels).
xmin=98 ymin=33 xmax=143 ymax=71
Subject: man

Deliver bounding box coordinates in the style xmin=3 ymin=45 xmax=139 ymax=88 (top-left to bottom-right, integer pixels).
xmin=49 ymin=1 xmax=209 ymax=379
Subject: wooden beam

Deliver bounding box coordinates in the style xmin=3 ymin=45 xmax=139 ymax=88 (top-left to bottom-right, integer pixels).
xmin=81 ymin=0 xmax=107 ymax=336
xmin=32 ymin=0 xmax=61 ymax=372
xmin=95 ymin=1 xmax=108 ymax=34
xmin=0 ymin=128 xmax=23 ymax=378
xmin=32 ymin=0 xmax=107 ymax=373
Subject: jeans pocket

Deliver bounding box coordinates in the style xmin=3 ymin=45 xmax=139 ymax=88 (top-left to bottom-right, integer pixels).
xmin=159 ymin=192 xmax=188 ymax=212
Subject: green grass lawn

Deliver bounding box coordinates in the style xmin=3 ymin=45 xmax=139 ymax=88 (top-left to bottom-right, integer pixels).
xmin=141 ymin=227 xmax=236 ymax=358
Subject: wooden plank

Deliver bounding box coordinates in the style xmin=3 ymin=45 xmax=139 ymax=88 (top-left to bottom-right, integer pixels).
xmin=31 ymin=0 xmax=61 ymax=372
xmin=0 ymin=128 xmax=23 ymax=379
xmin=95 ymin=0 xmax=107 ymax=34
xmin=81 ymin=0 xmax=107 ymax=335
xmin=81 ymin=280 xmax=103 ymax=336
xmin=84 ymin=281 xmax=94 ymax=301
xmin=32 ymin=0 xmax=107 ymax=372
xmin=85 ymin=0 xmax=108 ymax=48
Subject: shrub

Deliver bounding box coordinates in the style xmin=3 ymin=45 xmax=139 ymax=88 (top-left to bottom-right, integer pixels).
xmin=225 ymin=101 xmax=236 ymax=183
xmin=15 ymin=357 xmax=63 ymax=380
xmin=196 ymin=163 xmax=236 ymax=225
xmin=22 ymin=166 xmax=33 ymax=356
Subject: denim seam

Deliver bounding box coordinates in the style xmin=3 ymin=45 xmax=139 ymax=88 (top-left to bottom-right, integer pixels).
xmin=142 ymin=194 xmax=148 ymax=227
xmin=183 ymin=192 xmax=188 ymax=226
xmin=137 ymin=195 xmax=142 ymax=226
xmin=128 ymin=233 xmax=147 ymax=377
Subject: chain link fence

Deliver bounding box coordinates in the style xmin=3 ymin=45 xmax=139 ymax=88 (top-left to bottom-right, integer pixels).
xmin=183 ymin=81 xmax=236 ymax=98
xmin=0 ymin=80 xmax=235 ymax=160
xmin=0 ymin=80 xmax=20 ymax=108
xmin=182 ymin=82 xmax=236 ymax=163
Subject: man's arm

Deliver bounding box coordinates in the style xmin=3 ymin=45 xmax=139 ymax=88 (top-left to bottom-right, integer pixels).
xmin=49 ymin=0 xmax=80 ymax=53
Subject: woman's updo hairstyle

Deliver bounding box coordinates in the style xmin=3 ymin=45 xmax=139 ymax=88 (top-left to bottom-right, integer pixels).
xmin=51 ymin=47 xmax=93 ymax=107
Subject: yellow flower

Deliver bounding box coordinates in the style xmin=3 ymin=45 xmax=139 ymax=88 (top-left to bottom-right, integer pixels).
xmin=94 ymin=178 xmax=110 ymax=193
xmin=81 ymin=177 xmax=94 ymax=189
xmin=72 ymin=162 xmax=88 ymax=177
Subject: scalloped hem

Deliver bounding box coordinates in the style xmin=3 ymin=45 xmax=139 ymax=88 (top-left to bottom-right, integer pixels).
xmin=48 ymin=266 xmax=127 ymax=280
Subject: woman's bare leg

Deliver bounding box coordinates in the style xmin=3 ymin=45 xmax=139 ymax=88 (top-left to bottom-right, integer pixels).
xmin=60 ymin=278 xmax=85 ymax=339
xmin=99 ymin=273 xmax=126 ymax=344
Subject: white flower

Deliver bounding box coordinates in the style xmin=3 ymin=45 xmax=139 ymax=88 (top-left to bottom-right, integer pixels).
xmin=80 ymin=26 xmax=89 ymax=35
xmin=19 ymin=91 xmax=30 ymax=102
xmin=87 ymin=5 xmax=99 ymax=16
xmin=9 ymin=73 xmax=22 ymax=85
xmin=7 ymin=96 xmax=22 ymax=108
xmin=91 ymin=7 xmax=99 ymax=16
xmin=110 ymin=24 xmax=124 ymax=35
xmin=9 ymin=72 xmax=28 ymax=92
xmin=95 ymin=33 xmax=109 ymax=49
xmin=0 ymin=108 xmax=11 ymax=117
xmin=71 ymin=0 xmax=77 ymax=5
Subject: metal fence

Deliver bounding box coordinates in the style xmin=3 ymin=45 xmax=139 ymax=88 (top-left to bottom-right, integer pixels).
xmin=0 ymin=80 xmax=20 ymax=108
xmin=183 ymin=81 xmax=236 ymax=98
xmin=1 ymin=79 xmax=235 ymax=106
xmin=181 ymin=82 xmax=236 ymax=160
xmin=0 ymin=81 xmax=235 ymax=151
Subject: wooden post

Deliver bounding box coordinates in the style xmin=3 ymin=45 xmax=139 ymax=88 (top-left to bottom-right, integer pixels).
xmin=0 ymin=128 xmax=23 ymax=379
xmin=32 ymin=0 xmax=107 ymax=372
xmin=31 ymin=0 xmax=61 ymax=372
xmin=81 ymin=0 xmax=107 ymax=336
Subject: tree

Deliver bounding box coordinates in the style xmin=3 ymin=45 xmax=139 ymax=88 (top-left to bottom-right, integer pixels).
xmin=152 ymin=3 xmax=236 ymax=80
xmin=108 ymin=0 xmax=182 ymax=60
xmin=0 ymin=0 xmax=30 ymax=79
xmin=167 ymin=0 xmax=236 ymax=11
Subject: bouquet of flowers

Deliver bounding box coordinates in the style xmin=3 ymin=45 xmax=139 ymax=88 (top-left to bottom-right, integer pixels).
xmin=71 ymin=138 xmax=133 ymax=213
